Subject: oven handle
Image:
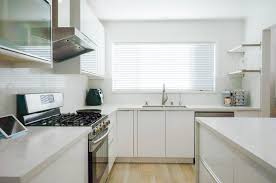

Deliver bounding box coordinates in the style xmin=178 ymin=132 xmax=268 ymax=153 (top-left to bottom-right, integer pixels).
xmin=92 ymin=129 xmax=109 ymax=144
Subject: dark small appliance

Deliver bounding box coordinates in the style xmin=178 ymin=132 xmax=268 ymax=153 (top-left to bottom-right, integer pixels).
xmin=86 ymin=89 xmax=104 ymax=106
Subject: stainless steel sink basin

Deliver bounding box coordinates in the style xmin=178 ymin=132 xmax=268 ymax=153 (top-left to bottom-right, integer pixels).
xmin=142 ymin=105 xmax=187 ymax=108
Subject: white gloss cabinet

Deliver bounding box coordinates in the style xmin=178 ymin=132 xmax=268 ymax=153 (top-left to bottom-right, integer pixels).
xmin=166 ymin=111 xmax=194 ymax=158
xmin=116 ymin=111 xmax=134 ymax=157
xmin=54 ymin=0 xmax=105 ymax=78
xmin=199 ymin=160 xmax=216 ymax=183
xmin=137 ymin=111 xmax=166 ymax=157
xmin=196 ymin=123 xmax=276 ymax=183
xmin=76 ymin=0 xmax=105 ymax=78
xmin=28 ymin=137 xmax=88 ymax=183
xmin=108 ymin=112 xmax=117 ymax=173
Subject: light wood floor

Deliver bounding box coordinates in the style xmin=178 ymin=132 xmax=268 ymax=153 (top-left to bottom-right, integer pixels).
xmin=107 ymin=163 xmax=195 ymax=183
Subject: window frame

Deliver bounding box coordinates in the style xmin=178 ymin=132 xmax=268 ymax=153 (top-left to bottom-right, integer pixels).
xmin=111 ymin=42 xmax=217 ymax=94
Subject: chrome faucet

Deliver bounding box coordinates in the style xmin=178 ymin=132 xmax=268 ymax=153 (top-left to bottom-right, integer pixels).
xmin=161 ymin=83 xmax=168 ymax=105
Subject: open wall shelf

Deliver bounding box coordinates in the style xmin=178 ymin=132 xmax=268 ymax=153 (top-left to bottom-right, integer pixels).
xmin=228 ymin=69 xmax=261 ymax=77
xmin=228 ymin=43 xmax=262 ymax=54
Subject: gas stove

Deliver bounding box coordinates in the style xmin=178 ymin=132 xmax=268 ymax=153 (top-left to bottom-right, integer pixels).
xmin=28 ymin=112 xmax=103 ymax=127
xmin=16 ymin=93 xmax=108 ymax=129
xmin=17 ymin=93 xmax=110 ymax=183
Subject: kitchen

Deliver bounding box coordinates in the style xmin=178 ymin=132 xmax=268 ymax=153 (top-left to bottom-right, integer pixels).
xmin=0 ymin=0 xmax=276 ymax=183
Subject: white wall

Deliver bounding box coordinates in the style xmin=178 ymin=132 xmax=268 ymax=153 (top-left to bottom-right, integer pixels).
xmin=244 ymin=0 xmax=276 ymax=42
xmin=0 ymin=67 xmax=88 ymax=116
xmin=89 ymin=20 xmax=245 ymax=105
xmin=243 ymin=0 xmax=276 ymax=116
xmin=90 ymin=0 xmax=246 ymax=20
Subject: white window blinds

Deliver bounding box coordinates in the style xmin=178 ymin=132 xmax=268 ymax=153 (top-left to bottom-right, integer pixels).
xmin=112 ymin=43 xmax=216 ymax=92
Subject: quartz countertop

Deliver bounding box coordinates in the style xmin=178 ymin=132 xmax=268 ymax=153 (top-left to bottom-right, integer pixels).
xmin=77 ymin=104 xmax=260 ymax=115
xmin=186 ymin=105 xmax=260 ymax=111
xmin=196 ymin=117 xmax=276 ymax=174
xmin=0 ymin=127 xmax=91 ymax=183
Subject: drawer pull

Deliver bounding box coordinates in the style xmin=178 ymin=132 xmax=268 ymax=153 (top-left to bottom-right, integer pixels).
xmin=200 ymin=158 xmax=222 ymax=183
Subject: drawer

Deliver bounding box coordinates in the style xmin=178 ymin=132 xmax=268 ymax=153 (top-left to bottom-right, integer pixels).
xmin=234 ymin=149 xmax=275 ymax=183
xmin=198 ymin=125 xmax=276 ymax=183
xmin=199 ymin=126 xmax=234 ymax=183
xmin=199 ymin=159 xmax=216 ymax=183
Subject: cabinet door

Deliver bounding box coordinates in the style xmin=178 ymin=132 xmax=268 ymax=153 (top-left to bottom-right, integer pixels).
xmin=234 ymin=153 xmax=275 ymax=183
xmin=116 ymin=111 xmax=134 ymax=157
xmin=79 ymin=0 xmax=98 ymax=41
xmin=199 ymin=125 xmax=235 ymax=183
xmin=166 ymin=111 xmax=194 ymax=158
xmin=29 ymin=137 xmax=88 ymax=183
xmin=138 ymin=111 xmax=165 ymax=157
xmin=80 ymin=49 xmax=98 ymax=75
xmin=108 ymin=112 xmax=117 ymax=172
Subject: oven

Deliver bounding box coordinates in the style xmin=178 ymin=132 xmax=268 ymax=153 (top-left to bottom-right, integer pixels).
xmin=88 ymin=128 xmax=109 ymax=183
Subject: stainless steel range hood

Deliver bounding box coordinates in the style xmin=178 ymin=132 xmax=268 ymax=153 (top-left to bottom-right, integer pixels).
xmin=52 ymin=0 xmax=95 ymax=62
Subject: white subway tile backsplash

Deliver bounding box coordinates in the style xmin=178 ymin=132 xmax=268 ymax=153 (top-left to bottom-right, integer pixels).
xmin=0 ymin=68 xmax=65 ymax=89
xmin=0 ymin=68 xmax=88 ymax=116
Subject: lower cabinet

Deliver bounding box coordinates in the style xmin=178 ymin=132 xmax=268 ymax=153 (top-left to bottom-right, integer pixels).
xmin=166 ymin=111 xmax=194 ymax=158
xmin=199 ymin=160 xmax=216 ymax=183
xmin=29 ymin=137 xmax=88 ymax=183
xmin=137 ymin=110 xmax=194 ymax=159
xmin=137 ymin=111 xmax=166 ymax=157
xmin=108 ymin=112 xmax=117 ymax=172
xmin=197 ymin=124 xmax=276 ymax=183
xmin=116 ymin=110 xmax=195 ymax=161
xmin=116 ymin=111 xmax=134 ymax=157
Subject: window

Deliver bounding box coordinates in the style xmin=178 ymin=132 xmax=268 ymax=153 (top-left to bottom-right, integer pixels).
xmin=112 ymin=43 xmax=216 ymax=92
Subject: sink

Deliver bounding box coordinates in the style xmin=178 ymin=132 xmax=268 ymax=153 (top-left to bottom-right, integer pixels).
xmin=142 ymin=105 xmax=187 ymax=108
xmin=164 ymin=105 xmax=187 ymax=108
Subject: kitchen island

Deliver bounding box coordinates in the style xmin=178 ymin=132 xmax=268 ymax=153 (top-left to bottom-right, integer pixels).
xmin=0 ymin=127 xmax=91 ymax=183
xmin=196 ymin=117 xmax=276 ymax=183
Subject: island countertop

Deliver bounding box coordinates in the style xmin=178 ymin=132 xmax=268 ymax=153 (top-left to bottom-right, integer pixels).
xmin=0 ymin=127 xmax=91 ymax=183
xmin=196 ymin=117 xmax=276 ymax=174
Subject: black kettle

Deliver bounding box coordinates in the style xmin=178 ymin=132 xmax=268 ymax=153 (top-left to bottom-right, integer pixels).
xmin=86 ymin=89 xmax=104 ymax=106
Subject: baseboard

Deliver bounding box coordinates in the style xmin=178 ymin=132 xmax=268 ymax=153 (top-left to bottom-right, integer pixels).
xmin=115 ymin=157 xmax=194 ymax=164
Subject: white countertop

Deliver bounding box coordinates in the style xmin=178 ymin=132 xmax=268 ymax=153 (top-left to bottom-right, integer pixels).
xmin=196 ymin=117 xmax=276 ymax=174
xmin=0 ymin=127 xmax=91 ymax=183
xmin=78 ymin=104 xmax=260 ymax=115
xmin=186 ymin=105 xmax=260 ymax=111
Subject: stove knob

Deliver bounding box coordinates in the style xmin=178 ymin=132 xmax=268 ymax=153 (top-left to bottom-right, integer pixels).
xmin=92 ymin=129 xmax=96 ymax=135
xmin=103 ymin=121 xmax=109 ymax=127
xmin=99 ymin=124 xmax=104 ymax=130
xmin=94 ymin=127 xmax=99 ymax=133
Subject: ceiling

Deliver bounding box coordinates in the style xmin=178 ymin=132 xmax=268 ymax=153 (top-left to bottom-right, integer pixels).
xmin=88 ymin=0 xmax=274 ymax=21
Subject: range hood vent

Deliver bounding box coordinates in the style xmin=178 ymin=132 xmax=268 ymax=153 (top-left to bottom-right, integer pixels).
xmin=52 ymin=0 xmax=95 ymax=62
xmin=53 ymin=27 xmax=94 ymax=62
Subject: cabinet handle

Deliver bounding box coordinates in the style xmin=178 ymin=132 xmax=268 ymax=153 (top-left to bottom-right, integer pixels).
xmin=200 ymin=158 xmax=222 ymax=183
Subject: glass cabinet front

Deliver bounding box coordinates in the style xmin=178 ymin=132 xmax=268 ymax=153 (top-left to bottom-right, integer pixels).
xmin=0 ymin=0 xmax=52 ymax=61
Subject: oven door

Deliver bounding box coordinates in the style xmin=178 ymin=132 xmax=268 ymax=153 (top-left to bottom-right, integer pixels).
xmin=89 ymin=128 xmax=109 ymax=183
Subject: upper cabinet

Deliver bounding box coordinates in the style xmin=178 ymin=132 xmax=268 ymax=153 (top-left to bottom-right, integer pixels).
xmin=0 ymin=0 xmax=52 ymax=67
xmin=54 ymin=0 xmax=105 ymax=78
